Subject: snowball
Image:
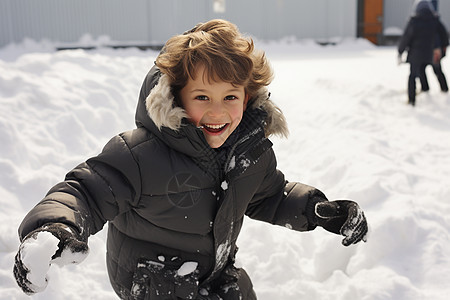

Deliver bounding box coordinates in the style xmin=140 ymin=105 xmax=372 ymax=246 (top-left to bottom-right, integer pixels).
xmin=20 ymin=231 xmax=59 ymax=291
xmin=177 ymin=261 xmax=198 ymax=276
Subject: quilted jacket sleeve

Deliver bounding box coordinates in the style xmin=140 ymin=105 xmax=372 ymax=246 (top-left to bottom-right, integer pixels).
xmin=18 ymin=133 xmax=141 ymax=241
xmin=245 ymin=148 xmax=327 ymax=231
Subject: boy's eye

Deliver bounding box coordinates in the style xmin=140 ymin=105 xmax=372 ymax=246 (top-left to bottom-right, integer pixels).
xmin=225 ymin=95 xmax=238 ymax=101
xmin=195 ymin=95 xmax=209 ymax=101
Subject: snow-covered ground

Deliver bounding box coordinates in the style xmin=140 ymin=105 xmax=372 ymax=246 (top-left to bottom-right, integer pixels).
xmin=1 ymin=37 xmax=450 ymax=300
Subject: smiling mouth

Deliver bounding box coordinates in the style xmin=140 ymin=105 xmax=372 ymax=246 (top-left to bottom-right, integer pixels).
xmin=202 ymin=123 xmax=229 ymax=134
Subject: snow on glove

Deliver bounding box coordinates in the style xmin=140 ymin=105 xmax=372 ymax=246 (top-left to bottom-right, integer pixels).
xmin=13 ymin=223 xmax=89 ymax=295
xmin=315 ymin=200 xmax=368 ymax=246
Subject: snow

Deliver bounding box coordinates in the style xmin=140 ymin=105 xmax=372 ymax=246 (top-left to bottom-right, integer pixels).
xmin=1 ymin=37 xmax=450 ymax=299
xmin=51 ymin=245 xmax=89 ymax=268
xmin=20 ymin=231 xmax=59 ymax=292
xmin=177 ymin=262 xmax=199 ymax=277
xmin=384 ymin=27 xmax=403 ymax=36
xmin=221 ymin=181 xmax=229 ymax=190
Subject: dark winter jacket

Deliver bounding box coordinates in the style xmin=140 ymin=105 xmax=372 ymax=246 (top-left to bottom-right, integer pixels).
xmin=18 ymin=65 xmax=326 ymax=299
xmin=398 ymin=2 xmax=448 ymax=65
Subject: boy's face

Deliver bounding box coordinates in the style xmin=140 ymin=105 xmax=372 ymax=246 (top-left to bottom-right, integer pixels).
xmin=180 ymin=65 xmax=248 ymax=148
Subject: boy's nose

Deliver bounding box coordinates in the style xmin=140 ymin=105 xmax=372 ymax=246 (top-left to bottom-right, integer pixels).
xmin=207 ymin=101 xmax=225 ymax=117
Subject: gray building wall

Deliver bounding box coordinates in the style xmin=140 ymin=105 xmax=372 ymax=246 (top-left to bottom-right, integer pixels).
xmin=2 ymin=0 xmax=447 ymax=49
xmin=0 ymin=0 xmax=357 ymax=49
xmin=210 ymin=0 xmax=357 ymax=43
xmin=0 ymin=0 xmax=152 ymax=47
xmin=384 ymin=0 xmax=415 ymax=34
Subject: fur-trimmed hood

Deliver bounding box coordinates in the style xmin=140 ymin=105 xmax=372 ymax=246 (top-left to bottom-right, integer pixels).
xmin=135 ymin=65 xmax=289 ymax=141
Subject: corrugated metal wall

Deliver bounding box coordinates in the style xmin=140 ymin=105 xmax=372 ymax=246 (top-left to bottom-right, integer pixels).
xmin=0 ymin=0 xmax=151 ymax=47
xmin=2 ymin=0 xmax=449 ymax=49
xmin=0 ymin=0 xmax=357 ymax=49
xmin=384 ymin=0 xmax=415 ymax=33
xmin=209 ymin=0 xmax=357 ymax=43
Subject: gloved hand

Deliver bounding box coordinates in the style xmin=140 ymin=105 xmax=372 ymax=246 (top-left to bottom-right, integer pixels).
xmin=13 ymin=223 xmax=89 ymax=295
xmin=397 ymin=53 xmax=403 ymax=65
xmin=315 ymin=200 xmax=368 ymax=246
xmin=433 ymin=48 xmax=442 ymax=64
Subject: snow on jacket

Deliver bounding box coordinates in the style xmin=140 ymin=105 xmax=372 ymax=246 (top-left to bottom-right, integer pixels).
xmin=18 ymin=65 xmax=326 ymax=299
xmin=398 ymin=2 xmax=448 ymax=65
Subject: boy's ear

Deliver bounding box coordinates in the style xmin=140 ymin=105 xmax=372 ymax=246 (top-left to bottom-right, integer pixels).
xmin=243 ymin=94 xmax=250 ymax=110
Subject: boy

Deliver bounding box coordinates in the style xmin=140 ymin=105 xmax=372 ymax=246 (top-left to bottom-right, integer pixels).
xmin=14 ymin=19 xmax=368 ymax=299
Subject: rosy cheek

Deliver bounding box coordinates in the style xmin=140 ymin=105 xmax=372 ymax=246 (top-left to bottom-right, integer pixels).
xmin=185 ymin=108 xmax=202 ymax=126
xmin=230 ymin=107 xmax=244 ymax=122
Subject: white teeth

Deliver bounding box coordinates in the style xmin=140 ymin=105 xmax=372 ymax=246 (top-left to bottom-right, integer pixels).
xmin=204 ymin=124 xmax=226 ymax=129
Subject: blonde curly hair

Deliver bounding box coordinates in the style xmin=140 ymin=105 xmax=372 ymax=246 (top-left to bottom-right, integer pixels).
xmin=155 ymin=19 xmax=273 ymax=102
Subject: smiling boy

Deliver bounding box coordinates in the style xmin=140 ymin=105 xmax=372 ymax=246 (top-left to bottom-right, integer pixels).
xmin=14 ymin=19 xmax=368 ymax=299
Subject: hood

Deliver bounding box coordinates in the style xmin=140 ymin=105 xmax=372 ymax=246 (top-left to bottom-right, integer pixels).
xmin=135 ymin=65 xmax=289 ymax=139
xmin=412 ymin=0 xmax=435 ymax=17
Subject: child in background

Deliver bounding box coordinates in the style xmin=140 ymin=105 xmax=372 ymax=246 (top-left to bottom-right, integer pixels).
xmin=14 ymin=19 xmax=368 ymax=299
xmin=398 ymin=0 xmax=448 ymax=106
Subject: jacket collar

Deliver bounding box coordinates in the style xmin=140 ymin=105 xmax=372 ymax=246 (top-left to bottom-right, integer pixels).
xmin=134 ymin=66 xmax=288 ymax=177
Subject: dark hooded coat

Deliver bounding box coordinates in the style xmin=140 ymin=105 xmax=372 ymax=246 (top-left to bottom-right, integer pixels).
xmin=398 ymin=1 xmax=448 ymax=65
xmin=18 ymin=66 xmax=325 ymax=299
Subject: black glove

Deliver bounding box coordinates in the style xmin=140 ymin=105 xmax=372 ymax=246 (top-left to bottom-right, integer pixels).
xmin=13 ymin=223 xmax=89 ymax=295
xmin=315 ymin=200 xmax=368 ymax=246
